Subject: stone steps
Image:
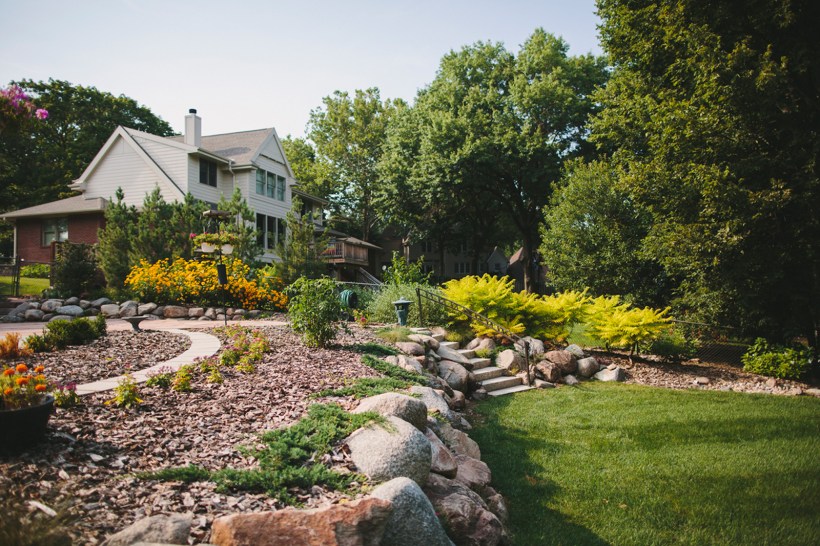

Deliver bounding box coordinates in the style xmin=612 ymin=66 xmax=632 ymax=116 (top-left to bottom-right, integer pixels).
xmin=458 ymin=348 xmax=475 ymax=359
xmin=487 ymin=384 xmax=536 ymax=397
xmin=469 ymin=357 xmax=491 ymax=370
xmin=473 ymin=366 xmax=504 ymax=381
xmin=480 ymin=375 xmax=524 ymax=392
xmin=438 ymin=341 xmax=459 ymax=350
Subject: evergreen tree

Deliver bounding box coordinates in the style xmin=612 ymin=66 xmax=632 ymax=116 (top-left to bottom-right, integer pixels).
xmin=269 ymin=197 xmax=329 ymax=284
xmin=97 ymin=187 xmax=137 ymax=289
xmin=216 ymin=188 xmax=262 ymax=264
xmin=130 ymin=187 xmax=175 ymax=265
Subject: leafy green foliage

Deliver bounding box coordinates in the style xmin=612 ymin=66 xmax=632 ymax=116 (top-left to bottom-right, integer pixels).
xmin=382 ymin=251 xmax=431 ymax=286
xmin=541 ymin=160 xmax=668 ymax=306
xmin=42 ymin=316 xmax=105 ymax=350
xmin=741 ymin=338 xmax=811 ymax=380
xmin=593 ymin=1 xmax=820 ymax=344
xmin=215 ymin=188 xmax=263 ymax=264
xmin=287 ymin=277 xmax=342 ymax=348
xmin=172 ymin=365 xmax=194 ymax=392
xmin=23 ymin=334 xmax=53 ymax=353
xmin=649 ymin=326 xmax=698 ymax=362
xmin=585 ymin=296 xmax=672 ymax=354
xmin=360 ymin=354 xmax=427 ymax=385
xmin=141 ymin=404 xmax=380 ymax=503
xmin=374 ymin=327 xmax=412 ymax=344
xmin=106 ymin=374 xmax=142 ymax=408
xmin=19 ymin=263 xmax=50 ymax=278
xmin=281 ymin=136 xmax=334 ymax=200
xmin=145 ymin=367 xmax=174 ymax=389
xmin=346 ymin=342 xmax=400 ymax=356
xmin=313 ymin=377 xmax=414 ymax=399
xmin=51 ymin=242 xmax=98 ymax=296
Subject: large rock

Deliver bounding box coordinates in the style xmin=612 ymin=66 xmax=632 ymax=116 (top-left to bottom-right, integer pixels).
xmin=395 ymin=341 xmax=425 ymax=356
xmin=64 ymin=296 xmax=79 ymax=305
xmin=437 ymin=423 xmax=481 ymax=460
xmin=138 ymin=302 xmax=157 ymax=315
xmin=454 ymin=455 xmax=493 ymax=492
xmin=423 ymin=474 xmax=506 ymax=546
xmin=210 ymin=498 xmax=391 ymax=546
xmin=384 ymin=355 xmax=425 ymax=375
xmin=48 ymin=315 xmax=74 ymax=322
xmin=466 ymin=337 xmax=496 ymax=351
xmin=100 ymin=304 xmax=121 ymax=318
xmin=482 ymin=486 xmax=509 ymax=524
xmin=55 ymin=305 xmax=84 ymax=317
xmin=576 ymin=357 xmax=599 ymax=378
xmin=24 ymin=309 xmax=45 ymax=321
xmin=565 ymin=344 xmax=585 ymax=359
xmin=40 ymin=299 xmax=64 ymax=313
xmin=163 ymin=305 xmax=188 ymax=318
xmin=496 ymin=350 xmax=524 ymax=374
xmin=188 ymin=307 xmax=205 ymax=318
xmin=11 ymin=302 xmax=33 ymax=316
xmin=543 ymin=350 xmax=577 ymax=374
xmin=353 ymin=392 xmax=428 ymax=432
xmin=425 ymin=428 xmax=458 ymax=478
xmin=535 ymin=361 xmax=561 ymax=383
xmin=101 ymin=513 xmax=192 ymax=546
xmin=370 ymin=477 xmax=454 ymax=546
xmin=516 ymin=336 xmax=545 ymax=356
xmin=78 ymin=299 xmax=91 ymax=309
xmin=119 ymin=301 xmax=139 ymax=317
xmin=436 ymin=345 xmax=471 ymax=366
xmin=90 ymin=297 xmax=112 ymax=308
xmin=410 ymin=386 xmax=452 ymax=418
xmin=346 ymin=415 xmax=432 ymax=485
xmin=438 ymin=360 xmax=470 ymax=393
xmin=594 ymin=367 xmax=626 ymax=382
xmin=408 ymin=334 xmax=440 ymax=351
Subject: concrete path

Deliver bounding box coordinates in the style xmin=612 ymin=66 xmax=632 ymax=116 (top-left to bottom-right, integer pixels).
xmin=0 ymin=318 xmax=289 ymax=396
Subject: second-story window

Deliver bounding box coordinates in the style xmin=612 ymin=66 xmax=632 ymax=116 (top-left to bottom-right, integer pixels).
xmin=200 ymin=159 xmax=217 ymax=187
xmin=255 ymin=169 xmax=287 ymax=201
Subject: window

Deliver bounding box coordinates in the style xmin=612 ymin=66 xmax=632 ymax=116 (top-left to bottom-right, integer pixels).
xmin=42 ymin=218 xmax=68 ymax=246
xmin=422 ymin=241 xmax=434 ymax=253
xmin=255 ymin=169 xmax=287 ymax=201
xmin=200 ymin=159 xmax=217 ymax=187
xmin=454 ymin=262 xmax=471 ymax=275
xmin=256 ymin=213 xmax=285 ymax=250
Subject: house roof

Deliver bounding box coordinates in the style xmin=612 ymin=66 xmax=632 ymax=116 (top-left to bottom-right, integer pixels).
xmin=167 ymin=128 xmax=274 ymax=165
xmin=0 ymin=195 xmax=108 ymax=220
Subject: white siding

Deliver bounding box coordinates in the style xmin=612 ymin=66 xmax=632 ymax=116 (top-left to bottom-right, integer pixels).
xmin=132 ymin=136 xmax=188 ymax=190
xmin=186 ymin=155 xmax=236 ymax=206
xmin=81 ymin=135 xmax=183 ymax=208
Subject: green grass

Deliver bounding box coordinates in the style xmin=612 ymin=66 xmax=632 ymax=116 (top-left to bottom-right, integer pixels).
xmin=470 ymin=383 xmax=820 ymax=545
xmin=0 ymin=276 xmax=49 ymax=296
xmin=566 ymin=322 xmax=606 ymax=348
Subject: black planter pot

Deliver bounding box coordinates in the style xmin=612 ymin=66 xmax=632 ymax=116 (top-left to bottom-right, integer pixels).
xmin=0 ymin=394 xmax=55 ymax=453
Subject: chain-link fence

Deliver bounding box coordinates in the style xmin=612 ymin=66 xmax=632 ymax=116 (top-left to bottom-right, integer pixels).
xmin=673 ymin=320 xmax=750 ymax=366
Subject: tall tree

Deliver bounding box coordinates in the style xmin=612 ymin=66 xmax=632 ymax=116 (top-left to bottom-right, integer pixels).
xmin=97 ymin=187 xmax=137 ymax=290
xmin=386 ymin=31 xmax=607 ymax=290
xmin=130 ymin=187 xmax=175 ymax=265
xmin=281 ymin=136 xmax=333 ymax=200
xmin=0 ymin=79 xmax=174 ymax=211
xmin=306 ymin=88 xmax=405 ymax=241
xmin=593 ymin=0 xmax=820 ymax=345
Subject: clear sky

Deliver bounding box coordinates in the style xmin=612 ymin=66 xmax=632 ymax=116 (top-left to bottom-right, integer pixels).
xmin=1 ymin=0 xmax=602 ymax=138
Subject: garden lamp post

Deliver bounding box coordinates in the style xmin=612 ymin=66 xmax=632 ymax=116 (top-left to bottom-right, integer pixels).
xmin=392 ymin=297 xmax=412 ymax=327
xmin=202 ymin=209 xmax=232 ymax=326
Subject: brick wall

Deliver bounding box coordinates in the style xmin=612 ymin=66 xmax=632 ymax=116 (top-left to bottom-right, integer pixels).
xmin=14 ymin=213 xmax=105 ymax=262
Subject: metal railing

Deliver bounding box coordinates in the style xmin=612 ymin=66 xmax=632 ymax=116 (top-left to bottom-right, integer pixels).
xmin=416 ymin=287 xmax=533 ymax=386
xmin=0 ymin=256 xmax=21 ymax=297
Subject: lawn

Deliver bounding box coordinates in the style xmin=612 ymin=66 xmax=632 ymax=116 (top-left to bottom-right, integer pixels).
xmin=0 ymin=275 xmax=49 ymax=296
xmin=470 ymin=383 xmax=820 ymax=545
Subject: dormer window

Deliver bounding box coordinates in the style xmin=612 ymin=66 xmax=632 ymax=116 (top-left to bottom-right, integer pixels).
xmin=199 ymin=158 xmax=217 ymax=187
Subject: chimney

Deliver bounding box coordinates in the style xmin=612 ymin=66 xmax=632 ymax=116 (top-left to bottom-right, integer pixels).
xmin=184 ymin=108 xmax=201 ymax=147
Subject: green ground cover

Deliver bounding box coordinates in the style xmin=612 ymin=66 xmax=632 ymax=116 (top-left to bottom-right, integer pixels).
xmin=0 ymin=276 xmax=49 ymax=296
xmin=471 ymin=383 xmax=820 ymax=545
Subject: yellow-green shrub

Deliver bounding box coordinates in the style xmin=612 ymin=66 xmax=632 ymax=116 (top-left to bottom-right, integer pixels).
xmin=586 ymin=296 xmax=672 ymax=353
xmin=124 ymin=258 xmax=287 ymax=310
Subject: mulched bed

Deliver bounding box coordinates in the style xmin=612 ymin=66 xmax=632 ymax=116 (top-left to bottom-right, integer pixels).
xmin=20 ymin=330 xmax=192 ymax=386
xmin=0 ymin=325 xmax=382 ymax=545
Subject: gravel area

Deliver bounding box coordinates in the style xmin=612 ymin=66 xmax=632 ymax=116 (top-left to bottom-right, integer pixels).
xmin=20 ymin=330 xmax=192 ymax=386
xmin=1 ymin=325 xmax=382 ymax=545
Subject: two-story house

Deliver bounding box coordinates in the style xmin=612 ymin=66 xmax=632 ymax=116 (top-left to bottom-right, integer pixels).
xmin=1 ymin=110 xmax=373 ymax=277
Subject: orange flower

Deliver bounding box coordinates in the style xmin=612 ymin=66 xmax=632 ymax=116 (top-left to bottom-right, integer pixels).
xmin=35 ymin=374 xmax=46 ymax=382
xmin=16 ymin=363 xmax=28 ymax=373
xmin=3 ymin=387 xmax=12 ymax=396
xmin=15 ymin=376 xmax=29 ymax=386
xmin=35 ymin=384 xmax=47 ymax=392
xmin=3 ymin=368 xmax=14 ymax=376
xmin=34 ymin=365 xmax=44 ymax=373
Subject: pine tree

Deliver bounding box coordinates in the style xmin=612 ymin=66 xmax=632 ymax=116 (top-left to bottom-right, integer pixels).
xmin=97 ymin=187 xmax=137 ymax=289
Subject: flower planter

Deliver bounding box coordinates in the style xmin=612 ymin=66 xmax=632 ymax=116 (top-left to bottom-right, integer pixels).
xmin=0 ymin=394 xmax=55 ymax=453
xmin=221 ymin=244 xmax=234 ymax=255
xmin=201 ymin=242 xmax=216 ymax=253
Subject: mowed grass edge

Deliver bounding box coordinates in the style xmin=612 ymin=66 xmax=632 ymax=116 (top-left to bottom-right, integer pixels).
xmin=470 ymin=382 xmax=820 ymax=545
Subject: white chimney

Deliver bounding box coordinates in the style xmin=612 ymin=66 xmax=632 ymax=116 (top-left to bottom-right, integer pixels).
xmin=184 ymin=108 xmax=201 ymax=147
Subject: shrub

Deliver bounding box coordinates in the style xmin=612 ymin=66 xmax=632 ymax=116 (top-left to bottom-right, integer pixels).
xmin=106 ymin=374 xmax=142 ymax=408
xmin=649 ymin=326 xmax=698 ymax=362
xmin=23 ymin=334 xmax=53 ymax=353
xmin=53 ymin=382 xmax=81 ymax=408
xmin=52 ymin=242 xmax=98 ymax=296
xmin=366 ymin=283 xmax=448 ymax=327
xmin=19 ymin=263 xmax=50 ymax=278
xmin=0 ymin=332 xmax=32 ymax=360
xmin=741 ymin=338 xmax=811 ymax=379
xmin=287 ymin=277 xmax=342 ymax=348
xmin=43 ymin=317 xmax=102 ymax=349
xmin=145 ymin=366 xmax=174 ymax=388
xmin=172 ymin=365 xmax=194 ymax=392
xmin=586 ymin=297 xmax=672 ymax=355
xmin=382 ymin=251 xmax=431 ymax=286
xmin=125 ymin=258 xmax=288 ymax=310
xmin=375 ymin=326 xmax=412 ymax=343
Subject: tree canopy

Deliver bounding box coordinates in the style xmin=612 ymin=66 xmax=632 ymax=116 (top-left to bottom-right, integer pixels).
xmin=592 ymin=0 xmax=820 ymax=344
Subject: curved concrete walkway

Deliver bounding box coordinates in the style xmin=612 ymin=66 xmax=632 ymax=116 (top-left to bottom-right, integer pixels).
xmin=0 ymin=318 xmax=289 ymax=396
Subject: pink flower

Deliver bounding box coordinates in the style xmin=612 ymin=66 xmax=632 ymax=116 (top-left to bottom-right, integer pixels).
xmin=35 ymin=108 xmax=48 ymax=120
